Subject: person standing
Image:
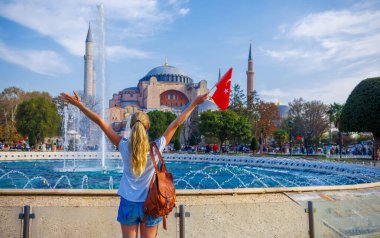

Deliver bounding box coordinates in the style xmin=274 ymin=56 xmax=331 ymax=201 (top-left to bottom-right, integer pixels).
xmin=61 ymin=91 xmax=208 ymax=238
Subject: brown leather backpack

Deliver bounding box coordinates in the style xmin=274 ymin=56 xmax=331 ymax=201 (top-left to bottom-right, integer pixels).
xmin=143 ymin=141 xmax=176 ymax=230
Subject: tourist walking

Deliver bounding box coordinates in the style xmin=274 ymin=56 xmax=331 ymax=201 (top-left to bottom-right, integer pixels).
xmin=60 ymin=91 xmax=208 ymax=238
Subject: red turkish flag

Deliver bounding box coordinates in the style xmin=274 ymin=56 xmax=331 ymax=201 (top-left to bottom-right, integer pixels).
xmin=211 ymin=68 xmax=233 ymax=111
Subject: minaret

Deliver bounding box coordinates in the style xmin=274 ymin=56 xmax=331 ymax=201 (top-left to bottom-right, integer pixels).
xmin=246 ymin=43 xmax=254 ymax=98
xmin=84 ymin=24 xmax=95 ymax=101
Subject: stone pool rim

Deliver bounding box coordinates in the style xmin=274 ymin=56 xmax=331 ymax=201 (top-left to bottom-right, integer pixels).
xmin=1 ymin=181 xmax=379 ymax=196
xmin=2 ymin=152 xmax=380 ymax=190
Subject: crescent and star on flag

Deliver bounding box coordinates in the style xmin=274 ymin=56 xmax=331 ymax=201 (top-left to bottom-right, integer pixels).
xmin=209 ymin=68 xmax=233 ymax=111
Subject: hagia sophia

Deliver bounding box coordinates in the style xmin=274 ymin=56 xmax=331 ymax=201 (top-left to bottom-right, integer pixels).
xmin=82 ymin=25 xmax=260 ymax=136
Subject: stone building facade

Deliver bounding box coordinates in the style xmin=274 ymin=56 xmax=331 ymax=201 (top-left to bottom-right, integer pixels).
xmin=108 ymin=62 xmax=210 ymax=136
xmin=109 ymin=63 xmax=208 ymax=113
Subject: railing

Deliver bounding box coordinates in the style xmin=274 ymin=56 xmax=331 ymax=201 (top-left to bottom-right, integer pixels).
xmin=2 ymin=197 xmax=380 ymax=238
xmin=307 ymin=198 xmax=380 ymax=238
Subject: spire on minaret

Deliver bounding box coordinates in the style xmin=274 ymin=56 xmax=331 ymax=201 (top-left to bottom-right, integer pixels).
xmin=246 ymin=43 xmax=254 ymax=98
xmin=248 ymin=43 xmax=252 ymax=61
xmin=86 ymin=24 xmax=93 ymax=43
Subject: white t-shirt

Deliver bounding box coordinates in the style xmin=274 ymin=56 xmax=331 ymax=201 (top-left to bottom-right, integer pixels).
xmin=117 ymin=136 xmax=166 ymax=202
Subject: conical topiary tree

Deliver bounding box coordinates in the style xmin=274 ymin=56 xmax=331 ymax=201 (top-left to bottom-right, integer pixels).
xmin=340 ymin=77 xmax=380 ymax=160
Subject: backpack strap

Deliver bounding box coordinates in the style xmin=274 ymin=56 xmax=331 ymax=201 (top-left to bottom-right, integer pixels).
xmin=149 ymin=142 xmax=168 ymax=172
xmin=149 ymin=142 xmax=159 ymax=173
xmin=163 ymin=215 xmax=167 ymax=230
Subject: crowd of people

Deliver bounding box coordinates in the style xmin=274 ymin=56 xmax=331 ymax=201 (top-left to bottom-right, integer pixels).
xmin=0 ymin=139 xmax=374 ymax=159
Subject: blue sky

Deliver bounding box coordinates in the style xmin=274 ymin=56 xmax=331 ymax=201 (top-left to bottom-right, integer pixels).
xmin=0 ymin=0 xmax=379 ymax=104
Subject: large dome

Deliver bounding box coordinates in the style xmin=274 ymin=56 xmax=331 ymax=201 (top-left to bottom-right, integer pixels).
xmin=139 ymin=64 xmax=193 ymax=84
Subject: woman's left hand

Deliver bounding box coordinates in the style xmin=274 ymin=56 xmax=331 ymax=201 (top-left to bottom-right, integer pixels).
xmin=60 ymin=91 xmax=84 ymax=109
xmin=193 ymin=92 xmax=209 ymax=106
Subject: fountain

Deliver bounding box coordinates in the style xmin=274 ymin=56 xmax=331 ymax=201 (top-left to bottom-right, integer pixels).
xmin=124 ymin=115 xmax=131 ymax=139
xmin=54 ymin=4 xmax=109 ymax=173
xmin=97 ymin=3 xmax=107 ymax=170
xmin=1 ymin=155 xmax=379 ymax=189
xmin=63 ymin=104 xmax=69 ymax=168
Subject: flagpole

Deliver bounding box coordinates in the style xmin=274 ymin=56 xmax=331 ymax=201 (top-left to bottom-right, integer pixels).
xmin=207 ymin=81 xmax=219 ymax=100
xmin=209 ymin=82 xmax=218 ymax=93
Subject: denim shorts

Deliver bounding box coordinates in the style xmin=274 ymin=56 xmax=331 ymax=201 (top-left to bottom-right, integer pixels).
xmin=117 ymin=197 xmax=162 ymax=226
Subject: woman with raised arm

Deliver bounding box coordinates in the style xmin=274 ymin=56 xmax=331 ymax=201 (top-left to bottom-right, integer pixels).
xmin=60 ymin=91 xmax=208 ymax=238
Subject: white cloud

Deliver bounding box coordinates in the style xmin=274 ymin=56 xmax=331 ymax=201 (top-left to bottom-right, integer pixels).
xmin=106 ymin=45 xmax=151 ymax=61
xmin=264 ymin=49 xmax=316 ymax=61
xmin=0 ymin=0 xmax=190 ymax=56
xmin=289 ymin=71 xmax=379 ymax=103
xmin=260 ymin=88 xmax=287 ymax=98
xmin=290 ymin=10 xmax=380 ymax=39
xmin=0 ymin=42 xmax=70 ymax=76
xmin=178 ymin=8 xmax=190 ymax=16
xmin=271 ymin=63 xmax=380 ymax=104
xmin=266 ymin=8 xmax=380 ymax=66
xmin=260 ymin=88 xmax=288 ymax=104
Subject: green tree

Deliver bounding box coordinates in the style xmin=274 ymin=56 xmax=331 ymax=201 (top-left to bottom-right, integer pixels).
xmin=251 ymin=101 xmax=280 ymax=153
xmin=229 ymin=84 xmax=246 ymax=114
xmin=233 ymin=115 xmax=252 ymax=145
xmin=340 ymin=77 xmax=380 ymax=160
xmin=288 ymin=98 xmax=329 ymax=149
xmin=147 ymin=111 xmax=167 ymax=140
xmin=166 ymin=112 xmax=182 ymax=142
xmin=273 ymin=129 xmax=288 ymax=151
xmin=199 ymin=109 xmax=251 ymax=150
xmin=0 ymin=87 xmax=52 ymax=143
xmin=327 ymin=102 xmax=345 ymax=158
xmin=327 ymin=103 xmax=344 ymax=128
xmin=15 ymin=97 xmax=61 ymax=146
xmin=244 ymin=90 xmax=260 ymax=125
xmin=187 ymin=107 xmax=201 ymax=146
xmin=174 ymin=138 xmax=181 ymax=151
xmin=147 ymin=110 xmax=182 ymax=143
xmin=250 ymin=137 xmax=258 ymax=152
xmin=0 ymin=87 xmax=25 ymax=143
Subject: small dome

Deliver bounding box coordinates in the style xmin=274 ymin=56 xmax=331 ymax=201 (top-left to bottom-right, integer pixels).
xmin=198 ymin=100 xmax=218 ymax=113
xmin=140 ymin=65 xmax=193 ymax=84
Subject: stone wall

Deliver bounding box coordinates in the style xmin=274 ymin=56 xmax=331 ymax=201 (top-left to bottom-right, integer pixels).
xmin=0 ymin=190 xmax=308 ymax=238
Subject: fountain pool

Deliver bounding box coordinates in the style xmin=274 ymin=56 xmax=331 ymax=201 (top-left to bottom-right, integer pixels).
xmin=0 ymin=155 xmax=379 ymax=189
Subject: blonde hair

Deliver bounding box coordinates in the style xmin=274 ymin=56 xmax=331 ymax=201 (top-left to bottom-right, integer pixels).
xmin=129 ymin=111 xmax=150 ymax=177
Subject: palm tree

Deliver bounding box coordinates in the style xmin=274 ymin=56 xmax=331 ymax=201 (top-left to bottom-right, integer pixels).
xmin=327 ymin=103 xmax=344 ymax=159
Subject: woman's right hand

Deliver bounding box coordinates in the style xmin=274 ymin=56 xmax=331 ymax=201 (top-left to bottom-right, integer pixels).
xmin=60 ymin=91 xmax=84 ymax=109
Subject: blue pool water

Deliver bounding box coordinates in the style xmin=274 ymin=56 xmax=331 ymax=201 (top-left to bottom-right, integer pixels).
xmin=0 ymin=157 xmax=379 ymax=189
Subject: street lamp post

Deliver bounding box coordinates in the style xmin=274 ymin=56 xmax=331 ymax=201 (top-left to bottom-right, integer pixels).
xmin=288 ymin=120 xmax=293 ymax=157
